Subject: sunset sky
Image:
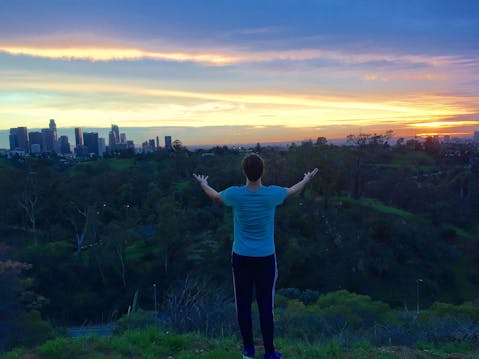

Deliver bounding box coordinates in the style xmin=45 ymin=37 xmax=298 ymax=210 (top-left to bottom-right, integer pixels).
xmin=1 ymin=0 xmax=478 ymax=145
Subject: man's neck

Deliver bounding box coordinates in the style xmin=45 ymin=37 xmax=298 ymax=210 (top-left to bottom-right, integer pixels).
xmin=246 ymin=178 xmax=262 ymax=191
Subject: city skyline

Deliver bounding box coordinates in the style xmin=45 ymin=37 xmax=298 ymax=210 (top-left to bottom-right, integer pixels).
xmin=1 ymin=1 xmax=478 ymax=142
xmin=4 ymin=120 xmax=178 ymax=155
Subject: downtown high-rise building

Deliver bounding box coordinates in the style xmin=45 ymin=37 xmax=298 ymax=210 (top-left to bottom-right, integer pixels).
xmin=109 ymin=124 xmax=120 ymax=147
xmin=474 ymin=131 xmax=479 ymax=145
xmin=98 ymin=137 xmax=106 ymax=156
xmin=165 ymin=135 xmax=172 ymax=149
xmin=75 ymin=128 xmax=83 ymax=147
xmin=9 ymin=127 xmax=29 ymax=152
xmin=59 ymin=136 xmax=71 ymax=154
xmin=28 ymin=132 xmax=43 ymax=153
xmin=49 ymin=119 xmax=58 ymax=141
xmin=83 ymin=132 xmax=99 ymax=155
xmin=41 ymin=128 xmax=55 ymax=152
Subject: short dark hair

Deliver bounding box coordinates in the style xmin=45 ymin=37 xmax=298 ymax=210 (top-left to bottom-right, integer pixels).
xmin=242 ymin=154 xmax=264 ymax=181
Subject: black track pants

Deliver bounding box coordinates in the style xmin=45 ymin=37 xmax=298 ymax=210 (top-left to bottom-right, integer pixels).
xmin=232 ymin=252 xmax=278 ymax=355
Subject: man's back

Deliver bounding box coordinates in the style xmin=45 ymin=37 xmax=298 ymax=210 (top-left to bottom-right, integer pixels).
xmin=221 ymin=185 xmax=287 ymax=257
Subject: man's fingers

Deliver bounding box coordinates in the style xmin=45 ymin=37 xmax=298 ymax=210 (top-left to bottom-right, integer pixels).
xmin=193 ymin=173 xmax=208 ymax=183
xmin=304 ymin=168 xmax=319 ymax=180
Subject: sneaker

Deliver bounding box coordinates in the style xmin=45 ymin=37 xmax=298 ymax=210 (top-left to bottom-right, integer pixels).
xmin=242 ymin=346 xmax=255 ymax=359
xmin=264 ymin=352 xmax=281 ymax=359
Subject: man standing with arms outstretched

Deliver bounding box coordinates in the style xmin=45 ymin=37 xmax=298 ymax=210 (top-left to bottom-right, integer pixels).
xmin=194 ymin=153 xmax=318 ymax=359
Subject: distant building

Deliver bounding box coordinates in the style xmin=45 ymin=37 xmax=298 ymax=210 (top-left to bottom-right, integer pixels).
xmin=29 ymin=131 xmax=43 ymax=152
xmin=8 ymin=148 xmax=26 ymax=158
xmin=165 ymin=136 xmax=172 ymax=149
xmin=59 ymin=135 xmax=71 ymax=154
xmin=149 ymin=139 xmax=156 ymax=150
xmin=126 ymin=140 xmax=135 ymax=149
xmin=30 ymin=144 xmax=41 ymax=154
xmin=75 ymin=128 xmax=83 ymax=147
xmin=75 ymin=145 xmax=90 ymax=157
xmin=49 ymin=119 xmax=58 ymax=141
xmin=120 ymin=133 xmax=127 ymax=144
xmin=109 ymin=124 xmax=120 ymax=147
xmin=83 ymin=132 xmax=99 ymax=155
xmin=41 ymin=128 xmax=55 ymax=152
xmin=98 ymin=137 xmax=106 ymax=157
xmin=9 ymin=127 xmax=29 ymax=152
xmin=9 ymin=128 xmax=17 ymax=150
xmin=156 ymin=136 xmax=160 ymax=149
xmin=108 ymin=131 xmax=116 ymax=148
xmin=474 ymin=131 xmax=479 ymax=145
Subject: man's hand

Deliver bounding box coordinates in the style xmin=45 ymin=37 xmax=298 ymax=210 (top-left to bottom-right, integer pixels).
xmin=193 ymin=173 xmax=223 ymax=204
xmin=193 ymin=173 xmax=209 ymax=186
xmin=286 ymin=167 xmax=319 ymax=198
xmin=303 ymin=168 xmax=319 ymax=182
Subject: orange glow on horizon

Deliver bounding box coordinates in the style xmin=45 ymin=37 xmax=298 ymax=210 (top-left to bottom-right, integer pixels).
xmin=408 ymin=121 xmax=479 ymax=128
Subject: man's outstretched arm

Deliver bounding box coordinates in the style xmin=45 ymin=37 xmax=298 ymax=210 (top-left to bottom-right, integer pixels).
xmin=193 ymin=173 xmax=224 ymax=204
xmin=286 ymin=168 xmax=319 ymax=199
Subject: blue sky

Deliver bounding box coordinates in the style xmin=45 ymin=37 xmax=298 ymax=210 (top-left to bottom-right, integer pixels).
xmin=1 ymin=0 xmax=478 ymax=145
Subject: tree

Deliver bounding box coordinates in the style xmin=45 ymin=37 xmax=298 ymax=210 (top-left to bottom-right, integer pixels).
xmin=346 ymin=131 xmax=393 ymax=199
xmin=172 ymin=139 xmax=183 ymax=151
xmin=18 ymin=173 xmax=40 ymax=233
xmin=0 ymin=243 xmax=32 ymax=351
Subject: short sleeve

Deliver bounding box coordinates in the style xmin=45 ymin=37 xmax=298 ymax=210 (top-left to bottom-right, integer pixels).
xmin=220 ymin=186 xmax=236 ymax=206
xmin=271 ymin=185 xmax=288 ymax=206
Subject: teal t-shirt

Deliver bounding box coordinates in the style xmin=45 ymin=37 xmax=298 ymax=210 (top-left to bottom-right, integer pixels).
xmin=221 ymin=185 xmax=288 ymax=257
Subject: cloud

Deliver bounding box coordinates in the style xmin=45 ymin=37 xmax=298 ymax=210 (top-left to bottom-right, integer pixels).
xmin=0 ymin=42 xmax=470 ymax=69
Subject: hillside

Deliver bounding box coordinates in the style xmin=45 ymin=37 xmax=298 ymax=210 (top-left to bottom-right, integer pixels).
xmin=1 ymin=137 xmax=478 ymax=354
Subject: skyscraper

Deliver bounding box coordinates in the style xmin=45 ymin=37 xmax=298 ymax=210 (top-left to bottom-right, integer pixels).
xmin=59 ymin=136 xmax=71 ymax=154
xmin=75 ymin=128 xmax=83 ymax=147
xmin=9 ymin=128 xmax=18 ymax=150
xmin=83 ymin=132 xmax=99 ymax=155
xmin=109 ymin=131 xmax=116 ymax=148
xmin=149 ymin=139 xmax=156 ymax=150
xmin=29 ymin=132 xmax=43 ymax=152
xmin=165 ymin=136 xmax=172 ymax=149
xmin=109 ymin=124 xmax=120 ymax=147
xmin=41 ymin=128 xmax=55 ymax=152
xmin=10 ymin=127 xmax=29 ymax=152
xmin=49 ymin=119 xmax=58 ymax=141
xmin=98 ymin=137 xmax=106 ymax=156
xmin=120 ymin=133 xmax=127 ymax=144
xmin=474 ymin=131 xmax=479 ymax=145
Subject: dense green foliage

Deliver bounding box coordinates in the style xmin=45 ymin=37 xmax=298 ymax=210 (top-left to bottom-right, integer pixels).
xmin=1 ymin=134 xmax=479 ymax=352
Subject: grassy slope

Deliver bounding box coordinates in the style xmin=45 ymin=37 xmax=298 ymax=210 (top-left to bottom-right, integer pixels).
xmin=336 ymin=195 xmax=473 ymax=239
xmin=336 ymin=195 xmax=478 ymax=302
xmin=2 ymin=330 xmax=478 ymax=359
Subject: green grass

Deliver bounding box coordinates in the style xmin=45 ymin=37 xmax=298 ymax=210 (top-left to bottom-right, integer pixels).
xmin=1 ymin=330 xmax=478 ymax=359
xmin=444 ymin=223 xmax=474 ymax=240
xmin=337 ymin=196 xmax=474 ymax=241
xmin=336 ymin=196 xmax=416 ymax=220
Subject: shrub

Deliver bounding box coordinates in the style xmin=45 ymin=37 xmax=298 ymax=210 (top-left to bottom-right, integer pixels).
xmin=7 ymin=310 xmax=54 ymax=349
xmin=311 ymin=290 xmax=396 ymax=331
xmin=418 ymin=302 xmax=479 ymax=323
xmin=114 ymin=310 xmax=161 ymax=335
xmin=162 ymin=277 xmax=236 ymax=337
